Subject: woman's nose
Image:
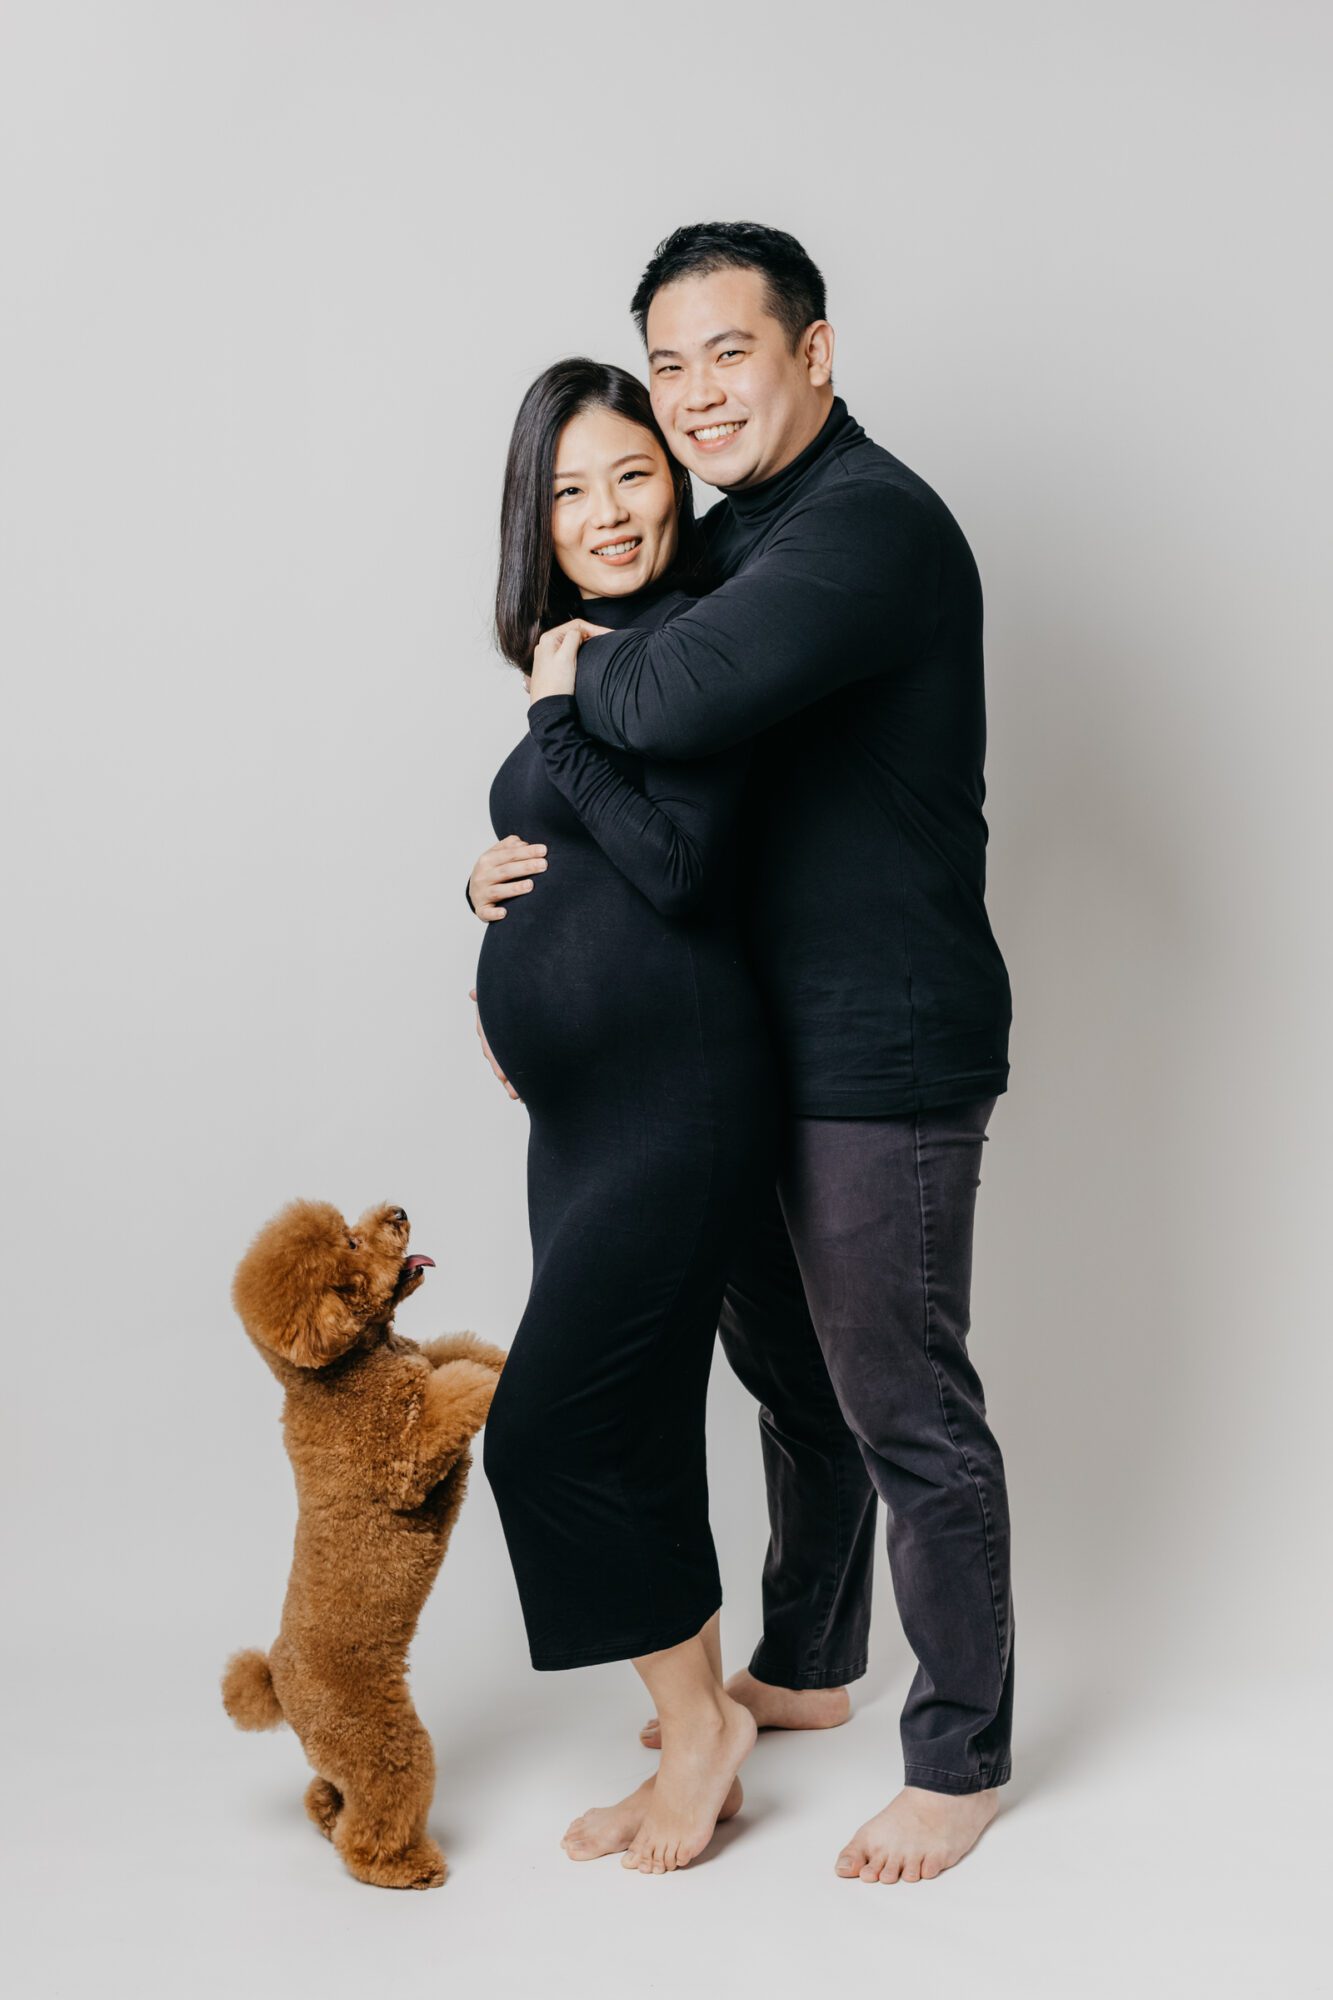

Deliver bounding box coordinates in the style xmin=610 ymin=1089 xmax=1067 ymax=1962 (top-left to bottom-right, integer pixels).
xmin=590 ymin=486 xmax=630 ymax=527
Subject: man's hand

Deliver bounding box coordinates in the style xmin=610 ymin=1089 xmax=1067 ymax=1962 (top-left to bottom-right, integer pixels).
xmin=469 ymin=834 xmax=548 ymax=921
xmin=527 ymin=619 xmax=611 ymax=704
xmin=469 ymin=987 xmax=520 ymax=1100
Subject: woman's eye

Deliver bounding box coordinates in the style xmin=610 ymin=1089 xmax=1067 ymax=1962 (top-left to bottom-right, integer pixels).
xmin=554 ymin=485 xmax=579 ymax=500
xmin=619 ymin=469 xmax=646 ymax=484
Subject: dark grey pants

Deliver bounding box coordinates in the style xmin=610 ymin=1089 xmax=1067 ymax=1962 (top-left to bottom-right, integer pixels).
xmin=717 ymin=1097 xmax=1013 ymax=1794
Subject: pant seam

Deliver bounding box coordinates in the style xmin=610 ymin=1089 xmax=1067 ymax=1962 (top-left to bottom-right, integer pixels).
xmin=911 ymin=1111 xmax=1009 ymax=1712
xmin=795 ymin=1314 xmax=853 ymax=1677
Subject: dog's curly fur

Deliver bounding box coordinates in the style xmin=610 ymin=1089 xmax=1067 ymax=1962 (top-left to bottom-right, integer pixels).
xmin=221 ymin=1198 xmax=505 ymax=1890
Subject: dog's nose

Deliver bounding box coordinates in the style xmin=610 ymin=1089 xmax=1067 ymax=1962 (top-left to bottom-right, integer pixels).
xmin=389 ymin=1207 xmax=408 ymax=1225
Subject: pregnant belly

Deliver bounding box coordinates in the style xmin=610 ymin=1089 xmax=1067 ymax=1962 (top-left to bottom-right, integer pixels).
xmin=475 ymin=888 xmax=694 ymax=1100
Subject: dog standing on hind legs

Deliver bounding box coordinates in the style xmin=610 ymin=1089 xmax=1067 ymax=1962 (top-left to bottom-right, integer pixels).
xmin=221 ymin=1198 xmax=505 ymax=1889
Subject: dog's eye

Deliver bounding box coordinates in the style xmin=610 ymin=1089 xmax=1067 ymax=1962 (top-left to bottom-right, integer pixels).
xmin=347 ymin=1237 xmax=359 ymax=1250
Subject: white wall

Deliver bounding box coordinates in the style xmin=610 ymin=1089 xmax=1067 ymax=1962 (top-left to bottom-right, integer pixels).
xmin=2 ymin=0 xmax=1328 ymax=1982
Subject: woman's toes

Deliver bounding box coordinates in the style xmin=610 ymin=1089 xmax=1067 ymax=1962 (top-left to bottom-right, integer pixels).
xmin=901 ymin=1856 xmax=923 ymax=1883
xmin=836 ymin=1846 xmax=866 ymax=1877
xmin=921 ymin=1852 xmax=944 ymax=1880
xmin=877 ymin=1855 xmax=904 ymax=1883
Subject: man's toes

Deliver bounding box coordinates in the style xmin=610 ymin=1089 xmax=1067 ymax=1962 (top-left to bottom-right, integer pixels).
xmin=876 ymin=1854 xmax=904 ymax=1883
xmin=900 ymin=1855 xmax=924 ymax=1883
xmin=921 ymin=1852 xmax=944 ymax=1880
xmin=836 ymin=1846 xmax=867 ymax=1877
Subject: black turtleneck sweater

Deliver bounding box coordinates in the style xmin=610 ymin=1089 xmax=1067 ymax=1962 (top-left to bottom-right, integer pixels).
xmin=573 ymin=396 xmax=1012 ymax=1119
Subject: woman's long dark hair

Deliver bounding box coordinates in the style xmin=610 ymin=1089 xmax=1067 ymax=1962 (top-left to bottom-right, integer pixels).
xmin=495 ymin=358 xmax=707 ymax=668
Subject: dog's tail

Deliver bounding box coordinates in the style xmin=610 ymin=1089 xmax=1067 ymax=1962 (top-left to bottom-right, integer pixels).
xmin=221 ymin=1648 xmax=285 ymax=1731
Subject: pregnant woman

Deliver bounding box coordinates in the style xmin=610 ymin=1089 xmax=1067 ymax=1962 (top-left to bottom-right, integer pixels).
xmin=470 ymin=360 xmax=777 ymax=1874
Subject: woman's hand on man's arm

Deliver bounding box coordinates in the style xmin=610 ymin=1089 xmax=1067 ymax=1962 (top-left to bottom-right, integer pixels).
xmin=468 ymin=834 xmax=547 ymax=921
xmin=527 ymin=619 xmax=610 ymax=704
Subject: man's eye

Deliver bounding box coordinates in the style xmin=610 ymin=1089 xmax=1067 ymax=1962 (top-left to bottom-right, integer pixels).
xmin=718 ymin=349 xmax=743 ymax=360
xmin=656 ymin=364 xmax=680 ymax=375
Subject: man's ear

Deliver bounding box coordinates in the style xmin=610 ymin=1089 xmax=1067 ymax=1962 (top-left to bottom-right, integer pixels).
xmin=285 ymin=1286 xmax=363 ymax=1370
xmin=802 ymin=319 xmax=834 ymax=389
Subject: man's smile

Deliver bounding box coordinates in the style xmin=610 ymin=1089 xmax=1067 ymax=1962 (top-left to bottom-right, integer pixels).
xmin=686 ymin=419 xmax=747 ymax=453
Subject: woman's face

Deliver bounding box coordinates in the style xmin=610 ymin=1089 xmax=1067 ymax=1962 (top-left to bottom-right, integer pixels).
xmin=550 ymin=406 xmax=679 ymax=600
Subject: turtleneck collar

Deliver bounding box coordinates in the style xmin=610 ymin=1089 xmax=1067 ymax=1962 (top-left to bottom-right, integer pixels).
xmin=575 ymin=573 xmax=685 ymax=630
xmin=722 ymin=394 xmax=863 ymax=527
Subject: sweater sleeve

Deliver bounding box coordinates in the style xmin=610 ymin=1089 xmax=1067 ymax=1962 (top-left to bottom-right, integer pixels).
xmin=525 ymin=694 xmax=747 ymax=920
xmin=573 ymin=479 xmax=938 ymax=758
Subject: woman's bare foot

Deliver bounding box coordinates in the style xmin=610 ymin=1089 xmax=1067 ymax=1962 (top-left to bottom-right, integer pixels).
xmin=622 ymin=1696 xmax=756 ymax=1874
xmin=834 ymin=1785 xmax=999 ymax=1883
xmin=639 ymin=1666 xmax=849 ymax=1749
xmin=561 ymin=1772 xmax=742 ymax=1861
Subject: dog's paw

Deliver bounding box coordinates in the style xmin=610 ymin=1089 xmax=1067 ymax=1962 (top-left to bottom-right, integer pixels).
xmin=440 ymin=1357 xmax=500 ymax=1404
xmin=463 ymin=1338 xmax=508 ymax=1376
xmin=304 ymin=1777 xmax=343 ymax=1840
xmin=420 ymin=1332 xmax=507 ymax=1374
xmin=344 ymin=1837 xmax=448 ymax=1890
xmin=405 ymin=1839 xmax=448 ymax=1890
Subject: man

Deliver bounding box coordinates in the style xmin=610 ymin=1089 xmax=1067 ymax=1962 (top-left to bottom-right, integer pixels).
xmin=478 ymin=221 xmax=1014 ymax=1883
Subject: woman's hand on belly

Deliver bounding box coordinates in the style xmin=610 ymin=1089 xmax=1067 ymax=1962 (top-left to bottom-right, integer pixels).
xmin=469 ymin=834 xmax=548 ymax=921
xmin=468 ymin=986 xmax=522 ymax=1101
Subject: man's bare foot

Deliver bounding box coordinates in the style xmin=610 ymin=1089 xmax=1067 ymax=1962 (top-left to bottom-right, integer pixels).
xmin=561 ymin=1772 xmax=742 ymax=1861
xmin=835 ymin=1785 xmax=999 ymax=1883
xmin=622 ymin=1696 xmax=756 ymax=1874
xmin=639 ymin=1667 xmax=849 ymax=1749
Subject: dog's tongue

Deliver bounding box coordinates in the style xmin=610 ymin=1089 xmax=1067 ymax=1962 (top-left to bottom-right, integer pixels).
xmin=403 ymin=1254 xmax=435 ymax=1272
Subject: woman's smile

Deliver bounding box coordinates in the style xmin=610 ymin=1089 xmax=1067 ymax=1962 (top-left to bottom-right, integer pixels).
xmin=590 ymin=535 xmax=643 ymax=567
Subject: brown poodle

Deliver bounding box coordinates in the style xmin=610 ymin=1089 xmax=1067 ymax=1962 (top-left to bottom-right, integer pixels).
xmin=221 ymin=1198 xmax=505 ymax=1889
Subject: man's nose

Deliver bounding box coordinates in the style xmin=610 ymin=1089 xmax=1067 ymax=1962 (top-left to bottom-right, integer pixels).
xmin=681 ymin=370 xmax=725 ymax=411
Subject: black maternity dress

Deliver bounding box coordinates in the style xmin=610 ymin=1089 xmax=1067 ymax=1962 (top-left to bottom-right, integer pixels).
xmin=476 ymin=581 xmax=777 ymax=1669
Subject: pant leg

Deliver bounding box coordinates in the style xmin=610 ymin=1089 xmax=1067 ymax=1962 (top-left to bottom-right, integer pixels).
xmin=776 ymin=1099 xmax=1014 ymax=1793
xmin=717 ymin=1177 xmax=877 ymax=1690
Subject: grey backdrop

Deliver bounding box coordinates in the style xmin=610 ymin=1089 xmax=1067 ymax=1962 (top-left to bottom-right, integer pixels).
xmin=3 ymin=3 xmax=1328 ymax=1995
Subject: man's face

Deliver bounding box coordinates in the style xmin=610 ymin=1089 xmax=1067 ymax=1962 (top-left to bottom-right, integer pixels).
xmin=645 ymin=266 xmax=834 ymax=490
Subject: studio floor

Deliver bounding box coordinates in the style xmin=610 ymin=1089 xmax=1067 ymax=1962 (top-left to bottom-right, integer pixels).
xmin=5 ymin=1630 xmax=1323 ymax=1999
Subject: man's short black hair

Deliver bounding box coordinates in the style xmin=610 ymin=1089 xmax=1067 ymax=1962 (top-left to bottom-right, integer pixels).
xmin=630 ymin=221 xmax=827 ymax=351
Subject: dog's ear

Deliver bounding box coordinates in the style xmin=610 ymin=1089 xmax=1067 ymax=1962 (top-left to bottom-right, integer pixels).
xmin=232 ymin=1200 xmax=368 ymax=1372
xmin=283 ymin=1282 xmax=364 ymax=1370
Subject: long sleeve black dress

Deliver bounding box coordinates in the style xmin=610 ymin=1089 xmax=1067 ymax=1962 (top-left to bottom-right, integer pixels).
xmin=475 ymin=581 xmax=777 ymax=1669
